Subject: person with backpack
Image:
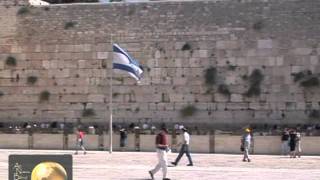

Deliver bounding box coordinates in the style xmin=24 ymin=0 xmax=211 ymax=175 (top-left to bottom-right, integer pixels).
xmin=149 ymin=125 xmax=171 ymax=180
xmin=75 ymin=129 xmax=86 ymax=155
xmin=171 ymin=127 xmax=193 ymax=166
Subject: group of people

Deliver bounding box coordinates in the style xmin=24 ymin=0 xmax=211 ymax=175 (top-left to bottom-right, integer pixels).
xmin=149 ymin=125 xmax=193 ymax=180
xmin=74 ymin=125 xmax=304 ymax=179
xmin=281 ymin=128 xmax=302 ymax=158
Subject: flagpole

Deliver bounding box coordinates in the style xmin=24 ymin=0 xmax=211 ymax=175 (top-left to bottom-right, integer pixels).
xmin=109 ymin=34 xmax=113 ymax=154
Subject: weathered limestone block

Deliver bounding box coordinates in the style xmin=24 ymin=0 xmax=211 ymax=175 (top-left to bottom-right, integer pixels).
xmin=257 ymin=39 xmax=274 ymax=49
xmin=97 ymin=52 xmax=109 ymax=59
xmin=292 ymin=48 xmax=312 ymax=55
xmin=230 ymin=94 xmax=243 ymax=102
xmin=60 ymin=95 xmax=88 ymax=103
xmin=226 ymin=102 xmax=248 ymax=110
xmin=88 ymin=94 xmax=105 ymax=103
xmin=216 ymin=41 xmax=240 ymax=50
xmin=214 ymin=93 xmax=229 ymax=102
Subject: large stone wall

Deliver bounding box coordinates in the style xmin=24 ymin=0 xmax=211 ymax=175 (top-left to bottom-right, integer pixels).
xmin=0 ymin=0 xmax=320 ymax=128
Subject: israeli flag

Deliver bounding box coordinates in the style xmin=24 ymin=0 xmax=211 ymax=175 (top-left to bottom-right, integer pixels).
xmin=113 ymin=44 xmax=143 ymax=81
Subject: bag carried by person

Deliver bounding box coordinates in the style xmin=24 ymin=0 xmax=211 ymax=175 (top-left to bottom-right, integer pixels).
xmin=240 ymin=144 xmax=244 ymax=152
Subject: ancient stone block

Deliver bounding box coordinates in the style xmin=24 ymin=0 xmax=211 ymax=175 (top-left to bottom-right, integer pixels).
xmin=257 ymin=39 xmax=273 ymax=49
xmin=97 ymin=52 xmax=109 ymax=59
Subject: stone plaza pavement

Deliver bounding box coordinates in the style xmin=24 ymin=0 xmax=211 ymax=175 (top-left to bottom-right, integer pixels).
xmin=0 ymin=149 xmax=319 ymax=180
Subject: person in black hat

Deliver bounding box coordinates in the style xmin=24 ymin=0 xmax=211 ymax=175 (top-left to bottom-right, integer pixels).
xmin=149 ymin=125 xmax=171 ymax=180
xmin=171 ymin=127 xmax=193 ymax=166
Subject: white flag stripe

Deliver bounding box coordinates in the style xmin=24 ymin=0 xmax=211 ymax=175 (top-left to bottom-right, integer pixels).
xmin=112 ymin=44 xmax=143 ymax=81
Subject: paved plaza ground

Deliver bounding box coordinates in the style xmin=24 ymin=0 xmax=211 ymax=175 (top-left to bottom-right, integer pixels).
xmin=0 ymin=149 xmax=319 ymax=180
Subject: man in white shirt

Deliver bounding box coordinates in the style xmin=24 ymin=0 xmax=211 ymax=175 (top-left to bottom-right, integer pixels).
xmin=241 ymin=128 xmax=252 ymax=162
xmin=171 ymin=127 xmax=193 ymax=166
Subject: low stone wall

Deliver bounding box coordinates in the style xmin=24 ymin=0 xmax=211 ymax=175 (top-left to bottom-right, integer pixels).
xmin=33 ymin=134 xmax=63 ymax=149
xmin=214 ymin=135 xmax=241 ymax=154
xmin=0 ymin=134 xmax=29 ymax=149
xmin=0 ymin=134 xmax=319 ymax=155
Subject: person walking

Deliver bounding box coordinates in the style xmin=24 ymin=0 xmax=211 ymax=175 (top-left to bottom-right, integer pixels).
xmin=289 ymin=129 xmax=297 ymax=158
xmin=295 ymin=132 xmax=302 ymax=158
xmin=120 ymin=128 xmax=127 ymax=151
xmin=75 ymin=129 xmax=86 ymax=155
xmin=281 ymin=128 xmax=289 ymax=155
xmin=241 ymin=128 xmax=252 ymax=162
xmin=171 ymin=127 xmax=193 ymax=166
xmin=149 ymin=125 xmax=171 ymax=180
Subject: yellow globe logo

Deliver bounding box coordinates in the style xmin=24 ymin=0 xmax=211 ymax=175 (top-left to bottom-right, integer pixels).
xmin=31 ymin=162 xmax=67 ymax=180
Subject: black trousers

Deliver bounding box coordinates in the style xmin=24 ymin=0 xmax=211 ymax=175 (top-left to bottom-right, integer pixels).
xmin=174 ymin=144 xmax=193 ymax=165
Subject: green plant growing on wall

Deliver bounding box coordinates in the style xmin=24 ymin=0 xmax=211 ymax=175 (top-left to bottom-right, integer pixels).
xmin=27 ymin=76 xmax=38 ymax=85
xmin=39 ymin=90 xmax=50 ymax=102
xmin=6 ymin=56 xmax=17 ymax=66
xmin=64 ymin=21 xmax=77 ymax=30
xmin=300 ymin=77 xmax=319 ymax=87
xmin=218 ymin=84 xmax=231 ymax=96
xmin=161 ymin=93 xmax=170 ymax=103
xmin=291 ymin=70 xmax=319 ymax=88
xmin=292 ymin=72 xmax=306 ymax=82
xmin=252 ymin=20 xmax=264 ymax=31
xmin=134 ymin=107 xmax=140 ymax=113
xmin=228 ymin=65 xmax=237 ymax=71
xmin=82 ymin=108 xmax=96 ymax=117
xmin=245 ymin=69 xmax=264 ymax=97
xmin=181 ymin=43 xmax=192 ymax=51
xmin=241 ymin=74 xmax=248 ymax=80
xmin=204 ymin=67 xmax=217 ymax=86
xmin=291 ymin=70 xmax=312 ymax=82
xmin=17 ymin=7 xmax=30 ymax=15
xmin=113 ymin=92 xmax=120 ymax=98
xmin=114 ymin=77 xmax=124 ymax=83
xmin=180 ymin=105 xmax=197 ymax=117
xmin=0 ymin=91 xmax=4 ymax=97
xmin=309 ymin=109 xmax=320 ymax=119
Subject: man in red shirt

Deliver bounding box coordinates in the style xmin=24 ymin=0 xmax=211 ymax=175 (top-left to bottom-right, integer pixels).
xmin=149 ymin=125 xmax=171 ymax=180
xmin=75 ymin=129 xmax=86 ymax=155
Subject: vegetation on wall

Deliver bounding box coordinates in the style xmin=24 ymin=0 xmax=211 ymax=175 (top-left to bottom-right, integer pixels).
xmin=291 ymin=70 xmax=311 ymax=82
xmin=228 ymin=65 xmax=237 ymax=71
xmin=39 ymin=90 xmax=50 ymax=102
xmin=245 ymin=69 xmax=264 ymax=97
xmin=291 ymin=70 xmax=319 ymax=88
xmin=6 ymin=56 xmax=17 ymax=66
xmin=309 ymin=109 xmax=320 ymax=119
xmin=82 ymin=108 xmax=96 ymax=117
xmin=17 ymin=7 xmax=30 ymax=15
xmin=204 ymin=67 xmax=217 ymax=86
xmin=0 ymin=91 xmax=4 ymax=97
xmin=27 ymin=76 xmax=38 ymax=85
xmin=112 ymin=92 xmax=120 ymax=98
xmin=181 ymin=43 xmax=192 ymax=51
xmin=300 ymin=77 xmax=319 ymax=87
xmin=180 ymin=105 xmax=197 ymax=117
xmin=218 ymin=84 xmax=231 ymax=96
xmin=64 ymin=21 xmax=77 ymax=29
xmin=252 ymin=20 xmax=264 ymax=31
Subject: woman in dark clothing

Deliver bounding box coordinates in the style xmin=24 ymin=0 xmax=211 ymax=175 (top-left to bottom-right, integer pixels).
xmin=289 ymin=130 xmax=297 ymax=158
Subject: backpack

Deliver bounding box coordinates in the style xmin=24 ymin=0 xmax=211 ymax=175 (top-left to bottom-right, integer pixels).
xmin=156 ymin=133 xmax=164 ymax=145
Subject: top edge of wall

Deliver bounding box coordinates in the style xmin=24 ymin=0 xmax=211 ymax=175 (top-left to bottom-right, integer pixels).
xmin=28 ymin=0 xmax=306 ymax=7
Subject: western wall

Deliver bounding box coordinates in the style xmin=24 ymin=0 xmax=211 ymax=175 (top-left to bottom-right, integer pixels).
xmin=0 ymin=0 xmax=319 ymax=129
